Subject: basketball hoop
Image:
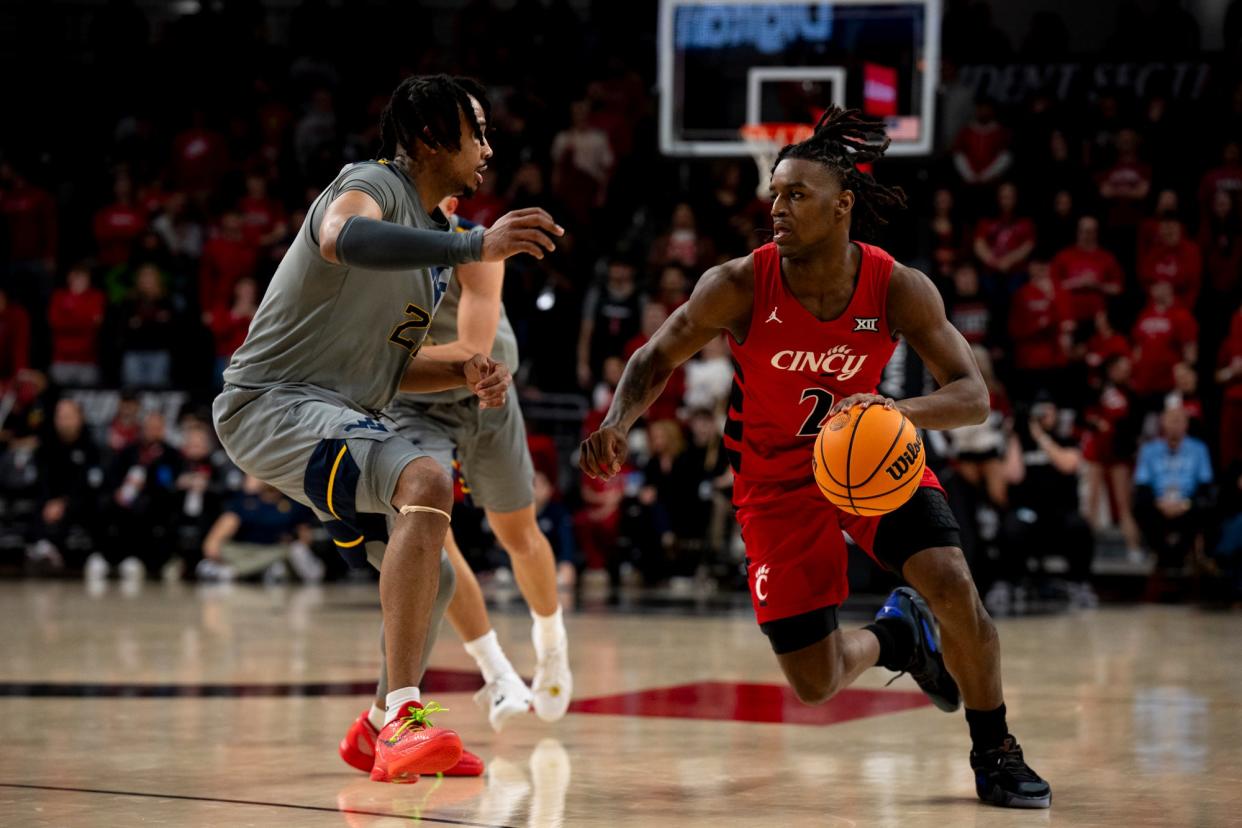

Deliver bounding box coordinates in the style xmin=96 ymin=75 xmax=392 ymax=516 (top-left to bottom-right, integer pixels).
xmin=740 ymin=123 xmax=814 ymax=198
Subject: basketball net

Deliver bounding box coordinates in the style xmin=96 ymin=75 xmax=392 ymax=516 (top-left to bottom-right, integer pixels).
xmin=740 ymin=123 xmax=814 ymax=198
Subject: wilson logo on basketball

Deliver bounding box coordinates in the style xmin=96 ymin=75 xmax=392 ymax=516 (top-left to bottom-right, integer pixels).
xmin=770 ymin=344 xmax=868 ymax=380
xmin=884 ymin=438 xmax=923 ymax=481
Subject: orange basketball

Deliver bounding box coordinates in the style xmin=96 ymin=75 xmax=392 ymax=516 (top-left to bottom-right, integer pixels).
xmin=812 ymin=404 xmax=924 ymax=516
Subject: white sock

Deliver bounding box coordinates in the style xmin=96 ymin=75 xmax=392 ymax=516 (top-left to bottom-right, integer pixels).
xmin=531 ymin=606 xmax=566 ymax=658
xmin=384 ymin=686 xmax=421 ymax=725
xmin=463 ymin=629 xmax=517 ymax=684
xmin=367 ymin=702 xmax=386 ymax=731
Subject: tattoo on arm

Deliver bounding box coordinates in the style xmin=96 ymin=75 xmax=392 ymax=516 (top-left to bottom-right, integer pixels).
xmin=604 ymin=347 xmax=662 ymax=432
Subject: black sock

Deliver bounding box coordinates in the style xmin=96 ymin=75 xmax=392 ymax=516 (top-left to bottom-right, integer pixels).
xmin=965 ymin=703 xmax=1009 ymax=752
xmin=864 ymin=620 xmax=913 ymax=671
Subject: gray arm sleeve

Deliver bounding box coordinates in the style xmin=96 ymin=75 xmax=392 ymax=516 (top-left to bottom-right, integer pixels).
xmin=336 ymin=216 xmax=484 ymax=269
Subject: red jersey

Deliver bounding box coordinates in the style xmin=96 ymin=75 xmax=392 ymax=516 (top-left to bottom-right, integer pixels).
xmin=726 ymin=242 xmax=900 ymax=497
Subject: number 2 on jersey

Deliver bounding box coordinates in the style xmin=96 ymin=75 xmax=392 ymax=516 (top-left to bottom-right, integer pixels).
xmin=797 ymin=388 xmax=836 ymax=436
xmin=388 ymin=303 xmax=432 ymax=355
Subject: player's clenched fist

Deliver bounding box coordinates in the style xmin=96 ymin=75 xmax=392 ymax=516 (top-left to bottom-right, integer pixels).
xmin=481 ymin=207 xmax=565 ymax=261
xmin=579 ymin=426 xmax=628 ymax=480
xmin=464 ymin=354 xmax=510 ymax=409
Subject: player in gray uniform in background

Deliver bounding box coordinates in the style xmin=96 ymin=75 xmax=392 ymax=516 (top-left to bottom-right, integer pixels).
xmin=381 ymin=198 xmax=572 ymax=733
xmin=212 ymin=75 xmax=563 ymax=784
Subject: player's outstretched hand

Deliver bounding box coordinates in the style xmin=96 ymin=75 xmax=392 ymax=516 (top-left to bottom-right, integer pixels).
xmin=464 ymin=354 xmax=510 ymax=409
xmin=579 ymin=426 xmax=628 ymax=480
xmin=829 ymin=393 xmax=897 ymax=417
xmin=482 ymin=208 xmax=565 ymax=261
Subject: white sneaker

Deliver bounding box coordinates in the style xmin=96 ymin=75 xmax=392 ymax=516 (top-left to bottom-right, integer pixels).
xmin=473 ymin=671 xmax=533 ymax=732
xmin=288 ymin=541 xmax=325 ymax=583
xmin=195 ymin=559 xmax=235 ymax=582
xmin=84 ymin=552 xmax=109 ymax=581
xmin=119 ymin=556 xmax=145 ymax=582
xmin=532 ymin=645 xmax=572 ymax=722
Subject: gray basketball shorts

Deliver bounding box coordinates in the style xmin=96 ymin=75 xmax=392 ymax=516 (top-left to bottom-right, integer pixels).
xmin=213 ymin=383 xmax=429 ymax=568
xmin=385 ymin=385 xmax=535 ymax=514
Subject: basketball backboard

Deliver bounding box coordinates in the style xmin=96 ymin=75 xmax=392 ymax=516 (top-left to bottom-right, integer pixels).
xmin=658 ymin=0 xmax=941 ymax=157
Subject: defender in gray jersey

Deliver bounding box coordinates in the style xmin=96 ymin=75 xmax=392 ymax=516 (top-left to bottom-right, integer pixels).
xmin=380 ymin=200 xmax=572 ymax=733
xmin=210 ymin=75 xmax=563 ymax=784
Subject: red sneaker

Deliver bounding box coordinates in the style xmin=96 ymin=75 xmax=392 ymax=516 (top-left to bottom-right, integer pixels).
xmin=370 ymin=701 xmax=463 ymax=784
xmin=340 ymin=708 xmax=486 ymax=778
xmin=339 ymin=710 xmax=380 ymax=773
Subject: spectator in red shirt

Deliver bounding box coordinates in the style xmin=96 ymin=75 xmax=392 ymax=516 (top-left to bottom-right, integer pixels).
xmin=93 ymin=173 xmax=147 ymax=268
xmin=236 ymin=172 xmax=287 ymax=249
xmin=1097 ymin=128 xmax=1152 ymax=229
xmin=0 ymin=161 xmax=57 ymax=304
xmin=172 ymin=110 xmax=229 ymax=196
xmin=48 ymin=263 xmax=105 ymax=388
xmin=973 ymin=181 xmax=1036 ymax=288
xmin=1130 ymin=280 xmax=1198 ymax=407
xmin=1097 ymin=128 xmax=1152 ymax=276
xmin=1198 ymin=141 xmax=1242 ymax=217
xmin=1082 ymin=354 xmax=1142 ymax=554
xmin=952 ymin=99 xmax=1013 ymax=187
xmin=205 ymin=276 xmax=258 ymax=386
xmin=1138 ymin=218 xmax=1202 ymax=309
xmin=1214 ymin=306 xmax=1242 ymax=467
xmin=0 ymin=287 xmax=31 ymax=388
xmin=1050 ymin=216 xmax=1125 ymax=326
xmin=1008 ymin=259 xmax=1073 ymax=402
xmin=198 ymin=211 xmax=258 ymax=314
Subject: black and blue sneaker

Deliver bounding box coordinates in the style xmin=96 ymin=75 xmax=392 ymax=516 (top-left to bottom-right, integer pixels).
xmin=970 ymin=736 xmax=1052 ymax=808
xmin=875 ymin=587 xmax=961 ymax=712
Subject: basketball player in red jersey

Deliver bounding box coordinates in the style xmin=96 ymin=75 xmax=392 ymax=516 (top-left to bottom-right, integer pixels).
xmin=580 ymin=109 xmax=1050 ymax=809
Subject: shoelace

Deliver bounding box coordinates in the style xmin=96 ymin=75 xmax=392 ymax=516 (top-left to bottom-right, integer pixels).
xmin=989 ymin=739 xmax=1040 ymax=781
xmin=390 ymin=701 xmax=447 ymax=741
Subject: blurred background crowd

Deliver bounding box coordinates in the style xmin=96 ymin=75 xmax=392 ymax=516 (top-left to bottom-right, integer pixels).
xmin=5 ymin=0 xmax=1242 ymax=612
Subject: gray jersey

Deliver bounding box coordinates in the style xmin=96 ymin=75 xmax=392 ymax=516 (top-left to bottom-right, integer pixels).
xmin=223 ymin=161 xmax=452 ymax=413
xmin=405 ymin=268 xmax=520 ymax=404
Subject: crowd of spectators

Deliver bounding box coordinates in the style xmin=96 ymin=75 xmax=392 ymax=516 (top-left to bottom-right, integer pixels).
xmin=3 ymin=0 xmax=1242 ymax=606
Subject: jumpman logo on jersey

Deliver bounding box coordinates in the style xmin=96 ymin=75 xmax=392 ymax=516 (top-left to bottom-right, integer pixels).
xmin=766 ymin=306 xmax=783 ymax=324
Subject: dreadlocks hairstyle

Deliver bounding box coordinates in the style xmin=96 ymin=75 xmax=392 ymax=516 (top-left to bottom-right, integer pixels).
xmin=377 ymin=74 xmax=491 ymax=160
xmin=773 ymin=106 xmax=908 ymax=241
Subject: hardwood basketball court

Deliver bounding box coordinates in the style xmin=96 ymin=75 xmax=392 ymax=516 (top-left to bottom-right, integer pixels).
xmin=1 ymin=581 xmax=1237 ymax=826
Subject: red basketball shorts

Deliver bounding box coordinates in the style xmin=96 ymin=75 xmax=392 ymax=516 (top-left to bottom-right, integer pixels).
xmin=736 ymin=466 xmax=956 ymax=626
